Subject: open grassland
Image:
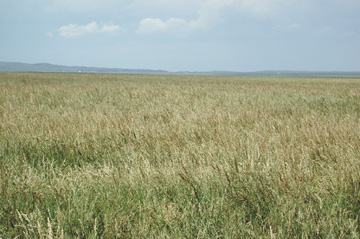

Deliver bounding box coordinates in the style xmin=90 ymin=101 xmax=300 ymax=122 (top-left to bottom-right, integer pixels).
xmin=1 ymin=72 xmax=360 ymax=238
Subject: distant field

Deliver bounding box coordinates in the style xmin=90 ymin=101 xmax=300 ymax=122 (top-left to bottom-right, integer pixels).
xmin=1 ymin=72 xmax=360 ymax=238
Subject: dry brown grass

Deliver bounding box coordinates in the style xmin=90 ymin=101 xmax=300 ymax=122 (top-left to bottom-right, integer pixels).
xmin=1 ymin=72 xmax=360 ymax=238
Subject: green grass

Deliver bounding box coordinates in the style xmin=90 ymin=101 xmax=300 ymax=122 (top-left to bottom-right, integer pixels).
xmin=1 ymin=72 xmax=360 ymax=238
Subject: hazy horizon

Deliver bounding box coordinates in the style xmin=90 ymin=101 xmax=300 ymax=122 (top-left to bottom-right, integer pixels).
xmin=1 ymin=0 xmax=360 ymax=72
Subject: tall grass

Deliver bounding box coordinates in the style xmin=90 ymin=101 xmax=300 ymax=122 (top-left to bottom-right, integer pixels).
xmin=1 ymin=72 xmax=360 ymax=238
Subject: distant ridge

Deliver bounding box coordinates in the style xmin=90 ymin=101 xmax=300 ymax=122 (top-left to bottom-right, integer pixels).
xmin=204 ymin=70 xmax=360 ymax=77
xmin=0 ymin=61 xmax=168 ymax=74
xmin=1 ymin=61 xmax=360 ymax=77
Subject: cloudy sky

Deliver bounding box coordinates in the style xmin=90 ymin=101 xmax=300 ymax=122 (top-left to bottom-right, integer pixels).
xmin=1 ymin=0 xmax=359 ymax=72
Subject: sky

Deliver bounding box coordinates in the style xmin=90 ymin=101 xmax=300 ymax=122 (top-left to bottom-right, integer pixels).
xmin=1 ymin=0 xmax=360 ymax=72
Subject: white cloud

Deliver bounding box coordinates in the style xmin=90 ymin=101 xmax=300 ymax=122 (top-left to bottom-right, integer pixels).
xmin=135 ymin=1 xmax=226 ymax=35
xmin=136 ymin=18 xmax=190 ymax=35
xmin=135 ymin=0 xmax=290 ymax=36
xmin=56 ymin=22 xmax=121 ymax=38
xmin=135 ymin=15 xmax=216 ymax=36
xmin=101 ymin=24 xmax=121 ymax=33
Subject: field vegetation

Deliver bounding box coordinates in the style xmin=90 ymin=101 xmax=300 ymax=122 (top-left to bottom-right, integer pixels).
xmin=1 ymin=72 xmax=360 ymax=238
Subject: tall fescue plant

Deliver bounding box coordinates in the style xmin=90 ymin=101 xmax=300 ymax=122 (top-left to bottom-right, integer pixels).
xmin=1 ymin=72 xmax=359 ymax=238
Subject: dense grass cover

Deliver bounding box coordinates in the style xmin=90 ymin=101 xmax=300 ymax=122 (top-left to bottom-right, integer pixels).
xmin=1 ymin=72 xmax=360 ymax=238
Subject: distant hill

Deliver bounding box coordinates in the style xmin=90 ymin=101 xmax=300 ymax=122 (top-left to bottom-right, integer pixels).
xmin=1 ymin=61 xmax=359 ymax=77
xmin=0 ymin=61 xmax=168 ymax=74
xmin=204 ymin=70 xmax=360 ymax=77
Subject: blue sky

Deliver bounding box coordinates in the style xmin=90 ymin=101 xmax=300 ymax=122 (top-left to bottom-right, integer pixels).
xmin=1 ymin=0 xmax=359 ymax=72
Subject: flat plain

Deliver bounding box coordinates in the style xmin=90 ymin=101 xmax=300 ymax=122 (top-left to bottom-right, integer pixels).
xmin=1 ymin=72 xmax=360 ymax=238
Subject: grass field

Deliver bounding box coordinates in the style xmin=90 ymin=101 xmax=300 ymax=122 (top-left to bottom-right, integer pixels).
xmin=1 ymin=72 xmax=360 ymax=238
